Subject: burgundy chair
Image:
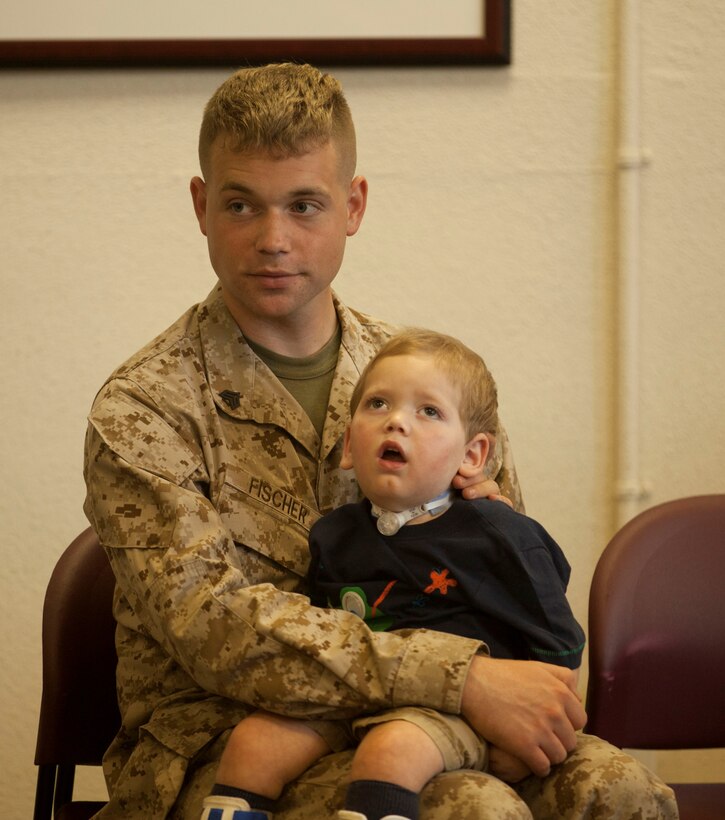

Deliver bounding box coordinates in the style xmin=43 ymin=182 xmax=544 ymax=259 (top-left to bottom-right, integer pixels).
xmin=586 ymin=495 xmax=725 ymax=820
xmin=34 ymin=528 xmax=119 ymax=820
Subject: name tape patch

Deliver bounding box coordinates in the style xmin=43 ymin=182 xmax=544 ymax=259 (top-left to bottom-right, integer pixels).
xmin=248 ymin=476 xmax=312 ymax=526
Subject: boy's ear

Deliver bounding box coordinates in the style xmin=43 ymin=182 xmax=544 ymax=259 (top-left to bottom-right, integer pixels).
xmin=340 ymin=425 xmax=354 ymax=470
xmin=458 ymin=433 xmax=490 ymax=478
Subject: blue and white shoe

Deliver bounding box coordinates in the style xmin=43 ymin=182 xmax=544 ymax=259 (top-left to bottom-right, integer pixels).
xmin=200 ymin=795 xmax=270 ymax=820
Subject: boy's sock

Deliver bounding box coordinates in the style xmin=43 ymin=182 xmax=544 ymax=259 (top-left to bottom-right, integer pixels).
xmin=211 ymin=784 xmax=276 ymax=813
xmin=200 ymin=784 xmax=275 ymax=820
xmin=343 ymin=779 xmax=418 ymax=820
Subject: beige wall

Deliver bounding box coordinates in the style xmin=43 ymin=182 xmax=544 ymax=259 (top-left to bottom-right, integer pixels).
xmin=2 ymin=1 xmax=723 ymax=815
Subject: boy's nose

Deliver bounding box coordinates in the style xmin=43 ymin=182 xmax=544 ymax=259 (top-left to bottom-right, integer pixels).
xmin=384 ymin=411 xmax=409 ymax=433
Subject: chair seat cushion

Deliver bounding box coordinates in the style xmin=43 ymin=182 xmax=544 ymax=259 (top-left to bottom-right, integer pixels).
xmin=56 ymin=800 xmax=107 ymax=820
xmin=670 ymin=783 xmax=725 ymax=820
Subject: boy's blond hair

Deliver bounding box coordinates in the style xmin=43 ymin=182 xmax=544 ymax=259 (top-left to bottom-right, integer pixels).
xmin=350 ymin=328 xmax=499 ymax=442
xmin=198 ymin=62 xmax=356 ymax=180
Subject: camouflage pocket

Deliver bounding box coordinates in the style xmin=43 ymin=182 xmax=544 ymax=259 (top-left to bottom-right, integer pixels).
xmin=218 ymin=464 xmax=321 ymax=582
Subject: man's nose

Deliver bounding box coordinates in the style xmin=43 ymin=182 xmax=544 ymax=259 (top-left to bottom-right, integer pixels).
xmin=255 ymin=211 xmax=291 ymax=254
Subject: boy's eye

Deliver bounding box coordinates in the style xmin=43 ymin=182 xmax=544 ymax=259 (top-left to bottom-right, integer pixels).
xmin=367 ymin=397 xmax=386 ymax=410
xmin=422 ymin=406 xmax=441 ymax=418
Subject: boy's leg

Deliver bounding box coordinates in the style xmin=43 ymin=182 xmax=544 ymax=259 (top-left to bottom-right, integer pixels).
xmin=276 ymin=753 xmax=534 ymax=820
xmin=177 ymin=707 xmax=500 ymax=819
xmin=351 ymin=707 xmax=487 ymax=776
xmin=214 ymin=710 xmax=332 ymax=799
xmin=339 ymin=706 xmax=489 ymax=819
xmin=338 ymin=719 xmax=445 ymax=819
xmin=177 ymin=747 xmax=533 ymax=820
xmin=199 ymin=711 xmax=335 ymax=819
xmin=350 ymin=719 xmax=445 ymax=791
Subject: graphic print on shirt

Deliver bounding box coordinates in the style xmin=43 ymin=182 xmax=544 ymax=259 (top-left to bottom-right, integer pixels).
xmin=339 ymin=584 xmax=396 ymax=631
xmin=424 ymin=567 xmax=459 ymax=595
xmin=338 ymin=564 xmax=461 ymax=632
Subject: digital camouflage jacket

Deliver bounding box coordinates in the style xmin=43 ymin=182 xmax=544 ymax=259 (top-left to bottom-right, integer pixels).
xmin=83 ymin=285 xmax=524 ymax=817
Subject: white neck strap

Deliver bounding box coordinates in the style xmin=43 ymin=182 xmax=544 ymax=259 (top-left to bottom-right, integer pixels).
xmin=371 ymin=490 xmax=455 ymax=536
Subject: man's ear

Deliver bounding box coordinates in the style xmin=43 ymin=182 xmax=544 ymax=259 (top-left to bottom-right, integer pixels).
xmin=190 ymin=176 xmax=208 ymax=236
xmin=458 ymin=433 xmax=490 ymax=479
xmin=340 ymin=425 xmax=355 ymax=470
xmin=346 ymin=175 xmax=368 ymax=237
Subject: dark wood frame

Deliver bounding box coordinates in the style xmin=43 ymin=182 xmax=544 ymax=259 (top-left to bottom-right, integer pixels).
xmin=0 ymin=1 xmax=510 ymax=68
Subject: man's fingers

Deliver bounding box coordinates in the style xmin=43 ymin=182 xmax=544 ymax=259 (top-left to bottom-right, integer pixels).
xmin=526 ymin=748 xmax=553 ymax=778
xmin=561 ymin=687 xmax=587 ymax=731
xmin=453 ymin=475 xmax=498 ymax=495
xmin=487 ymin=492 xmax=514 ymax=508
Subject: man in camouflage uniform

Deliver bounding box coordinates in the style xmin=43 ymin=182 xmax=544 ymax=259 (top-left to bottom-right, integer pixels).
xmin=83 ymin=64 xmax=677 ymax=819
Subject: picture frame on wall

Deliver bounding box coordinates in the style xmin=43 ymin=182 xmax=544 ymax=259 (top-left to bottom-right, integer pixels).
xmin=0 ymin=0 xmax=511 ymax=68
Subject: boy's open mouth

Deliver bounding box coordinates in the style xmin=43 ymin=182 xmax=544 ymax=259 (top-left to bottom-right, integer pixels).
xmin=380 ymin=442 xmax=406 ymax=463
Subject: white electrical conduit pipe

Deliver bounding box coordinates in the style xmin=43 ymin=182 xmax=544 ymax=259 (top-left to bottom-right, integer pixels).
xmin=615 ymin=0 xmax=650 ymax=527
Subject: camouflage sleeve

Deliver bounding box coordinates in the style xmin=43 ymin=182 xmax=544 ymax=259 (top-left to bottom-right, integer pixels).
xmin=83 ymin=385 xmax=484 ymax=722
xmin=485 ymin=423 xmax=525 ymax=514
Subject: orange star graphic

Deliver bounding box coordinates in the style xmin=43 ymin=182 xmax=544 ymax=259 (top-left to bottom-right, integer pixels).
xmin=424 ymin=568 xmax=458 ymax=595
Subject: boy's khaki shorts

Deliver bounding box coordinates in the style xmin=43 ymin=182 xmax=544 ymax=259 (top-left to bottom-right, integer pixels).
xmin=351 ymin=705 xmax=487 ymax=771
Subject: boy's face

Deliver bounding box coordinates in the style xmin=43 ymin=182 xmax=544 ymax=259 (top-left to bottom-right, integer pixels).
xmin=190 ymin=138 xmax=366 ymax=336
xmin=342 ymin=354 xmax=487 ymax=512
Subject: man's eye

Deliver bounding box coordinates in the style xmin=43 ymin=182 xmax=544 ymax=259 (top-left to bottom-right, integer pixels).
xmin=291 ymin=201 xmax=319 ymax=215
xmin=229 ymin=201 xmax=248 ymax=214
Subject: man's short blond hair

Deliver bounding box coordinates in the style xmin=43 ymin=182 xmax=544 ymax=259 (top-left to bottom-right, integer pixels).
xmin=199 ymin=62 xmax=356 ymax=180
xmin=350 ymin=328 xmax=499 ymax=442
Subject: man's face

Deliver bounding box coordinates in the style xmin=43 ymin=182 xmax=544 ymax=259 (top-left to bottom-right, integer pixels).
xmin=342 ymin=354 xmax=475 ymax=512
xmin=190 ymin=138 xmax=367 ymax=338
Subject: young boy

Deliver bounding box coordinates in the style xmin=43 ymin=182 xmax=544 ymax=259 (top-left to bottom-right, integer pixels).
xmin=201 ymin=329 xmax=585 ymax=820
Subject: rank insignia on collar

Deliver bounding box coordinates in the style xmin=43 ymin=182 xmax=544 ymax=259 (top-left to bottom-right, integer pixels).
xmin=219 ymin=390 xmax=241 ymax=410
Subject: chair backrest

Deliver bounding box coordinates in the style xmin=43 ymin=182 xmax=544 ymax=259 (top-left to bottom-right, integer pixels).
xmin=35 ymin=527 xmax=120 ymax=768
xmin=586 ymin=494 xmax=725 ymax=749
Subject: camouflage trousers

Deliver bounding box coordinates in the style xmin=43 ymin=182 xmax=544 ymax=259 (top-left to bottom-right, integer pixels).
xmin=172 ymin=732 xmax=678 ymax=819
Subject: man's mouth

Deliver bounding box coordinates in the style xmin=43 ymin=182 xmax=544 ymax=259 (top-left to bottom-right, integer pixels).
xmin=249 ymin=270 xmax=300 ymax=290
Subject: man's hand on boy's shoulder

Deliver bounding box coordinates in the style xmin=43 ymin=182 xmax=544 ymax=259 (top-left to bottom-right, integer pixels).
xmin=453 ymin=474 xmax=514 ymax=507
